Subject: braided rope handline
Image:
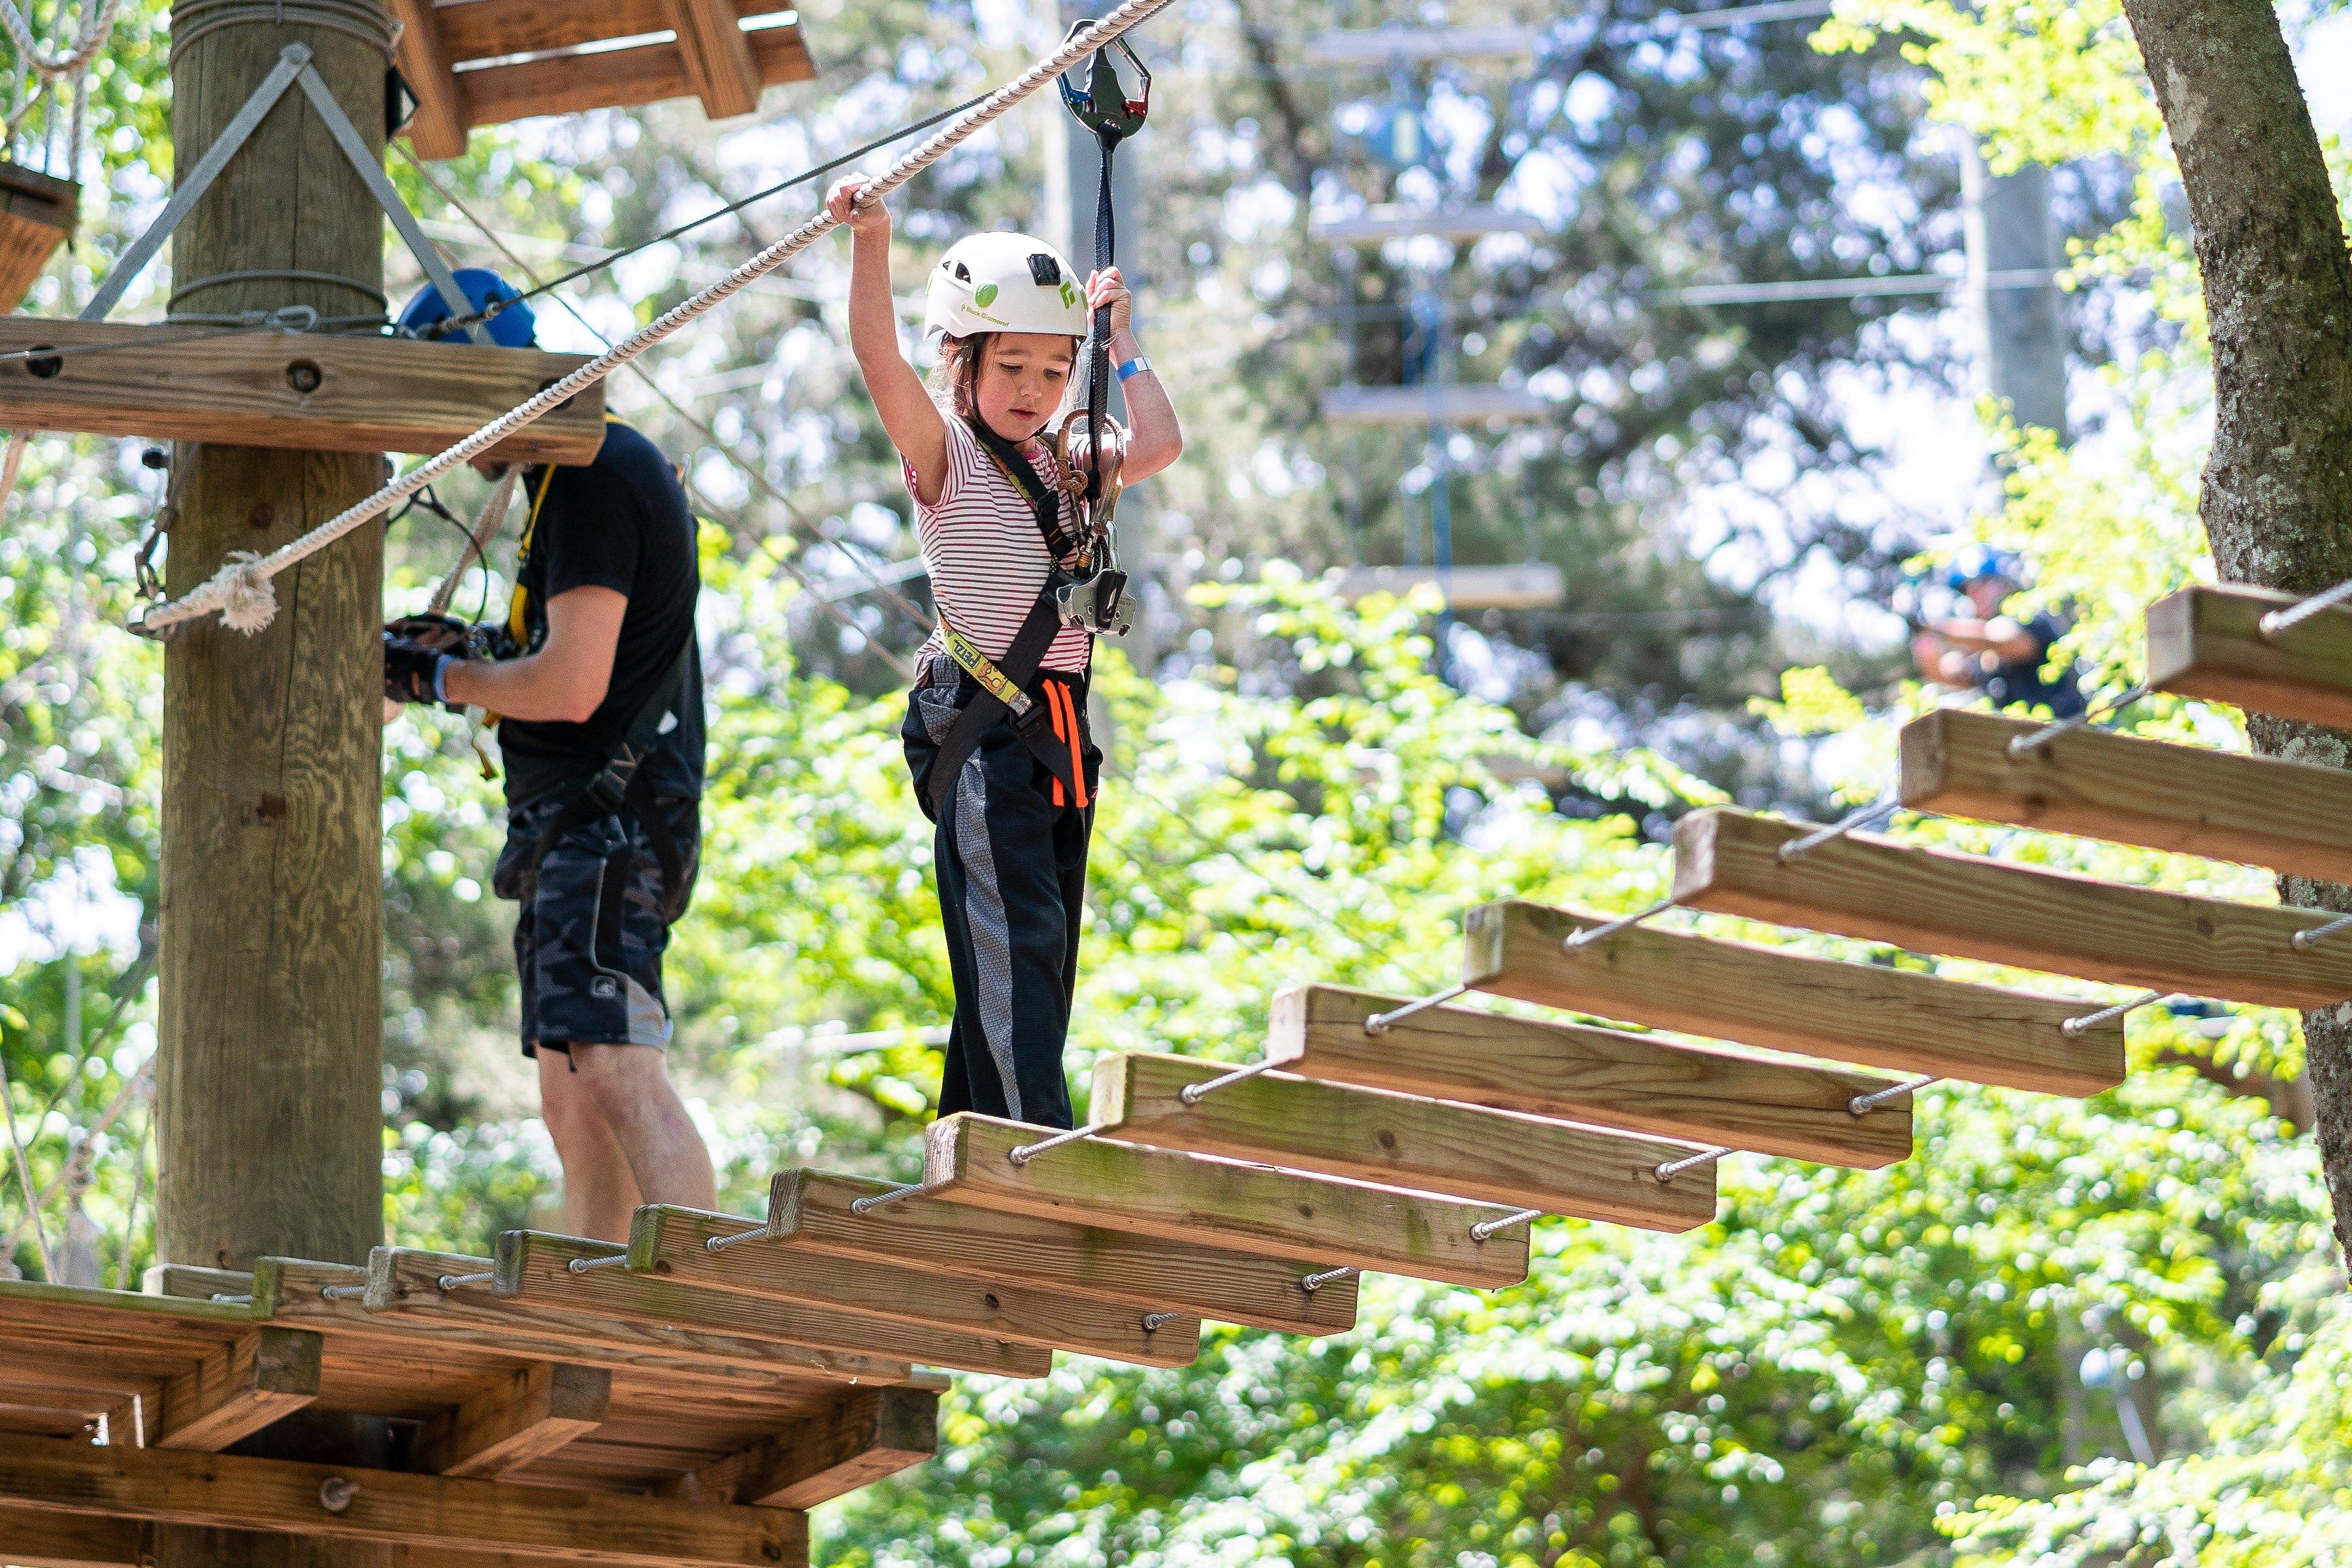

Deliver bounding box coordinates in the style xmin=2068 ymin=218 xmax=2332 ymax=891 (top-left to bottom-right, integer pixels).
xmin=424 ymin=466 xmax=516 ymax=616
xmin=0 ymin=0 xmax=123 ymax=80
xmin=131 ymin=0 xmax=1182 ymax=638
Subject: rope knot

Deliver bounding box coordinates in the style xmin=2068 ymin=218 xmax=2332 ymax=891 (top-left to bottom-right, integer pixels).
xmin=215 ymin=551 xmax=280 ymax=635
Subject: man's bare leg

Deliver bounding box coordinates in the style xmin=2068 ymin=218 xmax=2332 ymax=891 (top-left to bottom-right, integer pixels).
xmin=570 ymin=1042 xmax=719 ymax=1213
xmin=538 ymin=1047 xmax=647 ymax=1241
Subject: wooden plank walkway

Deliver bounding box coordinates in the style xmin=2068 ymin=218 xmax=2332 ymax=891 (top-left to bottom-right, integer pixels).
xmin=2148 ymin=582 xmax=2352 ymax=729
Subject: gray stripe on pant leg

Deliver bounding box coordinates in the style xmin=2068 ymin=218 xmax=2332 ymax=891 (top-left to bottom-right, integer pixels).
xmin=952 ymin=754 xmax=1024 ymax=1122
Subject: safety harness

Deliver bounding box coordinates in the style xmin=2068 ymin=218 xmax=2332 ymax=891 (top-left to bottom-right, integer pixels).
xmin=921 ymin=33 xmax=1151 ymax=819
xmin=507 ymin=444 xmax=696 ymax=911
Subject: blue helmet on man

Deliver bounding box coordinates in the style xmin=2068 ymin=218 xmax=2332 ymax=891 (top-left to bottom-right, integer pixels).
xmin=1943 ymin=544 xmax=2027 ymax=593
xmin=397 ymin=267 xmax=536 ymax=350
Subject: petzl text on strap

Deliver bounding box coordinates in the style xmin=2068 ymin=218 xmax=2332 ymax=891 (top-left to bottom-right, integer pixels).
xmin=924 ymin=598 xmax=1074 ymax=819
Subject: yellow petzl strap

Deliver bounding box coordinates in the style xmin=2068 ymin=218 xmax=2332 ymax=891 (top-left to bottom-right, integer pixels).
xmin=940 ymin=624 xmax=1035 ymax=718
xmin=506 ymin=463 xmax=561 ymax=648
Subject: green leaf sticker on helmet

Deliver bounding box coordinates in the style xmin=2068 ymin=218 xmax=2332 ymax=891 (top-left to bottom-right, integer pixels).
xmin=974 ymin=282 xmax=999 ymax=308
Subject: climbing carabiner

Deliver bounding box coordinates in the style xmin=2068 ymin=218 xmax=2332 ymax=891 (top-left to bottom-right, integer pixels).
xmin=1058 ymin=25 xmax=1149 ymax=145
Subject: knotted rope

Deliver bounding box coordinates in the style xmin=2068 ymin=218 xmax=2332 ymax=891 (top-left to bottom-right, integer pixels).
xmin=129 ymin=0 xmax=1180 ymax=639
xmin=1 ymin=0 xmax=124 ymax=80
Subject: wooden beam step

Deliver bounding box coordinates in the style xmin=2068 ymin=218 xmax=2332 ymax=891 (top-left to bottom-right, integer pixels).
xmin=661 ymin=0 xmax=762 ymax=118
xmin=153 ymin=1326 xmax=321 ymax=1451
xmin=1671 ymin=806 xmax=2352 ymax=1009
xmin=0 ymin=1430 xmax=804 ymax=1567
xmin=495 ymin=1233 xmax=1053 ymax=1380
xmin=1462 ymin=899 xmax=2125 ymax=1097
xmin=2148 ymin=581 xmax=2352 ymax=730
xmin=921 ymin=1115 xmax=1533 ymax=1289
xmin=0 ymin=318 xmax=605 ymax=462
xmin=662 ymin=1388 xmax=937 ymax=1509
xmin=764 ymin=1171 xmax=1358 ymax=1338
xmin=359 ymin=1249 xmax=914 ymax=1386
xmin=412 ymin=1362 xmax=610 ymax=1479
xmin=625 ymin=1207 xmax=1201 ymax=1368
xmin=1268 ymin=983 xmax=1912 ymax=1167
xmin=1900 ymin=707 xmax=2352 ymax=883
xmin=1086 ymin=1051 xmax=1716 ymax=1232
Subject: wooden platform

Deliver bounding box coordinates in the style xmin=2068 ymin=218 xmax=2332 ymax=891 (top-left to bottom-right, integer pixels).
xmin=0 ymin=1273 xmax=948 ymax=1565
xmin=1671 ymin=807 xmax=2352 ymax=1009
xmin=2146 ymin=581 xmax=2352 ymax=730
xmin=0 ymin=318 xmax=605 ymax=462
xmin=1900 ymin=707 xmax=2352 ymax=884
xmin=392 ymin=0 xmax=819 ymax=159
xmin=1462 ymin=899 xmax=2125 ymax=1097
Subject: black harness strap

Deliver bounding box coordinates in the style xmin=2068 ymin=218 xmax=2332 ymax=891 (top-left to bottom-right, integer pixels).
xmin=923 ymin=421 xmax=1088 ymax=818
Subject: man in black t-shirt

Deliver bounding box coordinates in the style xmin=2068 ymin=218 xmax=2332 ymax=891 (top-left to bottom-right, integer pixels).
xmin=383 ymin=273 xmax=714 ymax=1243
xmin=1911 ymin=546 xmax=2087 ymax=719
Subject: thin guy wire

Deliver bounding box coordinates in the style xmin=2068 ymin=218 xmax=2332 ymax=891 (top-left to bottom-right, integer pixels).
xmin=2006 ymin=684 xmax=2150 ymax=758
xmin=2259 ymin=576 xmax=2352 ymax=638
xmin=1564 ymin=894 xmax=1682 ymax=951
xmin=1776 ymin=798 xmax=1898 ymax=862
xmin=1469 ymin=1207 xmax=1542 ymax=1242
xmin=1850 ymin=1075 xmax=1935 ymax=1117
xmin=135 ymin=0 xmax=1183 ymax=636
xmin=849 ymin=1182 xmax=927 ymax=1215
xmin=2291 ymin=913 xmax=2352 ymax=951
xmin=1654 ymin=1146 xmax=1730 ymax=1184
xmin=1007 ymin=1123 xmax=1103 ymax=1166
xmin=1363 ymin=982 xmax=1467 ymax=1034
xmin=1177 ymin=1058 xmax=1281 ymax=1105
xmin=2062 ymin=990 xmax=2181 ymax=1037
xmin=565 ymin=1253 xmax=631 ymax=1274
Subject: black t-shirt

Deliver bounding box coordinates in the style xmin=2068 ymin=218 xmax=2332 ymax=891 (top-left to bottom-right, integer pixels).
xmin=498 ymin=421 xmax=706 ymax=809
xmin=1983 ymin=609 xmax=2086 ymax=719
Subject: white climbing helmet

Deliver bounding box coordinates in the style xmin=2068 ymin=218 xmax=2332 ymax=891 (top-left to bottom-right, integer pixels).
xmin=923 ymin=231 xmax=1088 ymax=340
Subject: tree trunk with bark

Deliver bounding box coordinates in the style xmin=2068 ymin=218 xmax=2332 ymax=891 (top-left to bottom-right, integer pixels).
xmin=2121 ymin=0 xmax=2352 ymax=1266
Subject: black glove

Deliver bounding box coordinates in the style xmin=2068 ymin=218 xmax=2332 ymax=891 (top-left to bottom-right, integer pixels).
xmin=384 ymin=632 xmax=457 ymax=710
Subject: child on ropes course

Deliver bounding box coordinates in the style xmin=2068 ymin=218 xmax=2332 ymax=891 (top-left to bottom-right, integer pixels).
xmin=825 ymin=174 xmax=1184 ymax=1130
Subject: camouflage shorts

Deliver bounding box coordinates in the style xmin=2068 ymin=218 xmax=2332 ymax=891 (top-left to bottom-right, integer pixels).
xmin=492 ymin=795 xmax=699 ymax=1059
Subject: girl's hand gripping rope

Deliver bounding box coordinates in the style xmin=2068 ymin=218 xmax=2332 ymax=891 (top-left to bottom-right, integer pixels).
xmin=825 ymin=175 xmax=890 ymax=237
xmin=1086 ymin=266 xmax=1132 ymax=336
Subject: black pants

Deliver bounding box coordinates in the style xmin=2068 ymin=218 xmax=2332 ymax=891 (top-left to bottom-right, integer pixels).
xmin=903 ymin=661 xmax=1098 ymax=1130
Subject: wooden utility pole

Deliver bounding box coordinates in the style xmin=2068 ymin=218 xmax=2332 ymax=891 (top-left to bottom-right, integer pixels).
xmin=155 ymin=5 xmax=392 ymax=1564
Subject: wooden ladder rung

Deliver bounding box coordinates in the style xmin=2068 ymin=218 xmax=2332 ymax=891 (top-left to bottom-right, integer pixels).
xmin=1463 ymin=899 xmax=2124 ymax=1096
xmin=624 ymin=1206 xmax=1200 ymax=1369
xmin=1672 ymin=806 xmax=2352 ymax=1009
xmin=495 ymin=1233 xmax=1053 ymax=1380
xmin=764 ymin=1171 xmax=1359 ymax=1339
xmin=920 ymin=1115 xmax=1533 ymax=1290
xmin=1901 ymin=707 xmax=2352 ymax=883
xmin=1086 ymin=1052 xmax=1716 ymax=1232
xmin=2148 ymin=581 xmax=2352 ymax=728
xmin=1266 ymin=984 xmax=1912 ymax=1168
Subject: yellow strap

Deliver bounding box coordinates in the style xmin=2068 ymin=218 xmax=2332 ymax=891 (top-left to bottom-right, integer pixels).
xmin=941 ymin=625 xmax=1034 ymax=717
xmin=506 ymin=463 xmax=561 ymax=647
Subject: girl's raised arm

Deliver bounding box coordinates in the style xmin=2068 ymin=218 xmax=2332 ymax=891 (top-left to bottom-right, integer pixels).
xmin=826 ymin=176 xmax=951 ymax=502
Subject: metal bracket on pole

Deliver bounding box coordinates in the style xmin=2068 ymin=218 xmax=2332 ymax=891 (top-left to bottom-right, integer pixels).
xmin=80 ymin=42 xmax=488 ymax=342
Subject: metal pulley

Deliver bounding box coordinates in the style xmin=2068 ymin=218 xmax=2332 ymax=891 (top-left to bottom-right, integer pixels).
xmin=1058 ymin=25 xmax=1150 ymax=146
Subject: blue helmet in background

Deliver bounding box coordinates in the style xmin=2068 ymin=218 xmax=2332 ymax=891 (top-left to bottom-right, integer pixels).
xmin=1944 ymin=544 xmax=2027 ymax=592
xmin=397 ymin=267 xmax=536 ymax=349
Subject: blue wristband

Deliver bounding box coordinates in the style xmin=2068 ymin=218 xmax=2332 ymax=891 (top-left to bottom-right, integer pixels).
xmin=1115 ymin=355 xmax=1152 ymax=383
xmin=431 ymin=653 xmax=453 ymax=705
